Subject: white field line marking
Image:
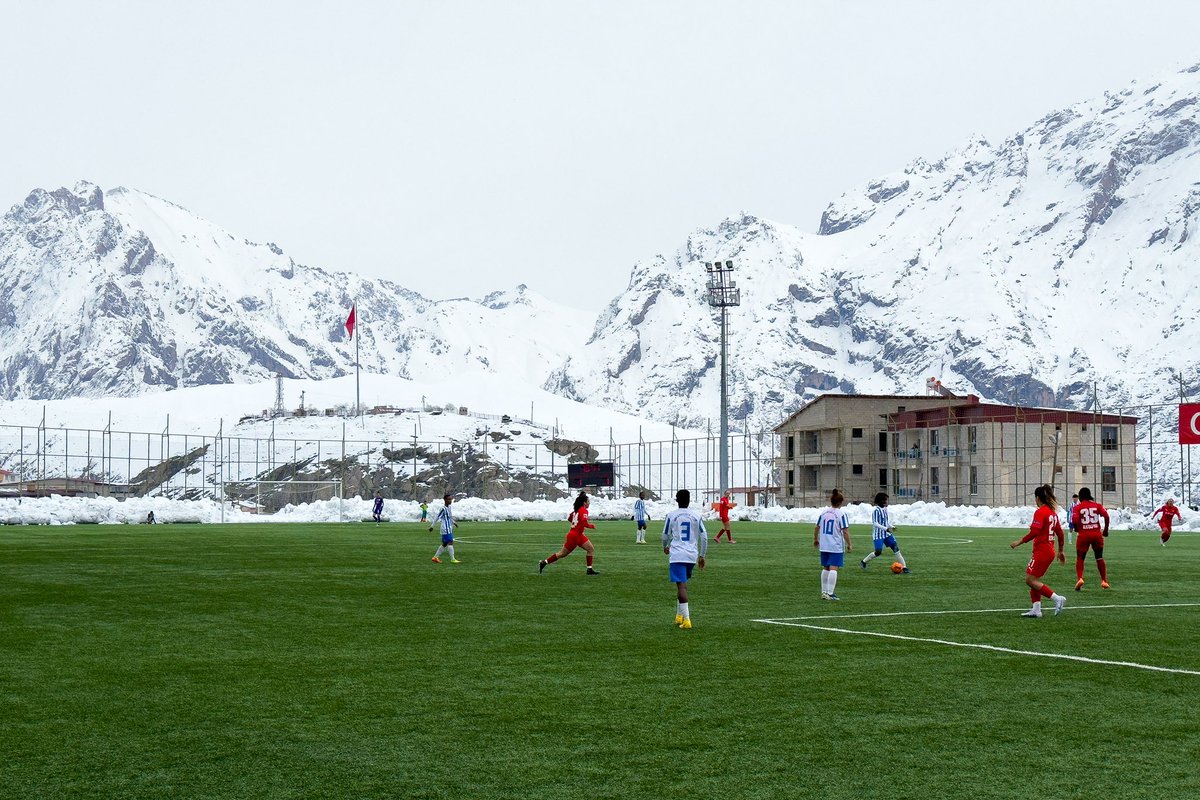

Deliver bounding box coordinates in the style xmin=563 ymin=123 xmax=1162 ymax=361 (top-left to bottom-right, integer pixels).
xmin=752 ymin=618 xmax=1200 ymax=677
xmin=896 ymin=535 xmax=974 ymax=544
xmin=764 ymin=602 xmax=1200 ymax=622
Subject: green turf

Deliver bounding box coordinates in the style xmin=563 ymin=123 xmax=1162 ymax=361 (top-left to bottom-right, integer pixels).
xmin=2 ymin=520 xmax=1198 ymax=799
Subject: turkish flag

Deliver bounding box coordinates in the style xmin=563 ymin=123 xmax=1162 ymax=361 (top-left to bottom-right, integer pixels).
xmin=345 ymin=305 xmax=356 ymax=340
xmin=1180 ymin=403 xmax=1200 ymax=445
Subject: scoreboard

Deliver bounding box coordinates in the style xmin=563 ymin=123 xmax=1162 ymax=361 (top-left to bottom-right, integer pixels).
xmin=567 ymin=462 xmax=615 ymax=489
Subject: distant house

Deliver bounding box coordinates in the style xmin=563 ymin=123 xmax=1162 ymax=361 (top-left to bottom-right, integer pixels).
xmin=775 ymin=394 xmax=1138 ymax=508
xmin=0 ymin=469 xmax=18 ymax=484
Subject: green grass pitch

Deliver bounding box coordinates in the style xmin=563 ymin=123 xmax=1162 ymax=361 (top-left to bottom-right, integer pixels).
xmin=2 ymin=520 xmax=1198 ymax=799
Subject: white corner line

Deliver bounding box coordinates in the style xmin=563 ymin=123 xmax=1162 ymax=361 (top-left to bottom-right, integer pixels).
xmin=752 ymin=618 xmax=1200 ymax=676
xmin=762 ymin=602 xmax=1200 ymax=622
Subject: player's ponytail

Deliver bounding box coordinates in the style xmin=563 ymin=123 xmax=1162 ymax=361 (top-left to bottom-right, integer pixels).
xmin=1034 ymin=484 xmax=1057 ymax=509
xmin=830 ymin=488 xmax=844 ymax=507
xmin=573 ymin=493 xmax=588 ymax=513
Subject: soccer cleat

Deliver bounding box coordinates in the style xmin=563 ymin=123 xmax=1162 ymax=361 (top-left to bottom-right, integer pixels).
xmin=538 ymin=560 xmax=547 ymax=574
xmin=901 ymin=568 xmax=912 ymax=574
xmin=827 ymin=593 xmax=840 ymax=601
xmin=728 ymin=540 xmax=737 ymax=544
xmin=1100 ymin=580 xmax=1111 ymax=589
xmin=675 ymin=614 xmax=683 ymax=626
xmin=431 ymin=556 xmax=441 ymax=564
xmin=820 ymin=592 xmax=830 ymax=601
xmin=1021 ymin=609 xmax=1042 ymax=618
xmin=1075 ymin=578 xmax=1085 ymax=591
xmin=1054 ymin=595 xmax=1067 ymax=616
xmin=860 ymin=559 xmax=868 ymax=570
xmin=586 ymin=567 xmax=600 ymax=575
xmin=451 ymin=559 xmax=461 ymax=564
xmin=680 ymin=619 xmax=693 ymax=629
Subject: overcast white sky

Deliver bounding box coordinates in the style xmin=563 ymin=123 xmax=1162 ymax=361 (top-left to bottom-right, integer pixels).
xmin=4 ymin=1 xmax=1200 ymax=311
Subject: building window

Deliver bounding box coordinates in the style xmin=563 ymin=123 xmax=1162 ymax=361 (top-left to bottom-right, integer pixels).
xmin=930 ymin=428 xmax=940 ymax=449
xmin=891 ymin=469 xmax=900 ymax=493
xmin=1101 ymin=466 xmax=1116 ymax=492
xmin=852 ymin=464 xmax=864 ymax=475
xmin=786 ymin=469 xmax=794 ymax=496
xmin=786 ymin=436 xmax=795 ymax=460
xmin=930 ymin=466 xmax=940 ymax=495
xmin=1101 ymin=426 xmax=1118 ymax=451
xmin=852 ymin=427 xmax=863 ymax=439
xmin=891 ymin=432 xmax=900 ymax=454
xmin=967 ymin=425 xmax=978 ymax=454
xmin=879 ymin=468 xmax=888 ymax=488
xmin=969 ymin=466 xmax=978 ymax=495
xmin=805 ymin=466 xmax=819 ymax=490
xmin=878 ymin=431 xmax=888 ymax=452
xmin=1082 ymin=465 xmax=1088 ymax=474
xmin=806 ymin=432 xmax=819 ymax=455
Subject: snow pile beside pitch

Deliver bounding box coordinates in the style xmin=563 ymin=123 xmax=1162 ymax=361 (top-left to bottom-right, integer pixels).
xmin=0 ymin=495 xmax=1193 ymax=532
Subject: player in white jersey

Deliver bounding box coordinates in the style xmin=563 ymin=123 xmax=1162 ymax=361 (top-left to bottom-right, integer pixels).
xmin=814 ymin=488 xmax=852 ymax=600
xmin=662 ymin=489 xmax=708 ymax=629
xmin=633 ymin=492 xmax=650 ymax=543
xmin=429 ymin=493 xmax=460 ymax=564
xmin=860 ymin=492 xmax=910 ymax=573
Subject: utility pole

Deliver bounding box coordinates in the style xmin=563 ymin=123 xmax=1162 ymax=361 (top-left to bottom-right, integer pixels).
xmin=705 ymin=260 xmax=741 ymax=497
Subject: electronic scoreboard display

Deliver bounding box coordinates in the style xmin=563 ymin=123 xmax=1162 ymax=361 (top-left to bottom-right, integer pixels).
xmin=567 ymin=462 xmax=615 ymax=488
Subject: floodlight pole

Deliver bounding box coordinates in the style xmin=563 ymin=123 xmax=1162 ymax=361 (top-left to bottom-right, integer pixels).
xmin=705 ymin=260 xmax=741 ymax=497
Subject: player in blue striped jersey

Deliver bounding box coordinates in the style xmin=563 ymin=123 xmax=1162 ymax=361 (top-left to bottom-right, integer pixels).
xmin=662 ymin=489 xmax=707 ymax=629
xmin=633 ymin=492 xmax=650 ymax=543
xmin=860 ymin=492 xmax=910 ymax=573
xmin=429 ymin=493 xmax=460 ymax=564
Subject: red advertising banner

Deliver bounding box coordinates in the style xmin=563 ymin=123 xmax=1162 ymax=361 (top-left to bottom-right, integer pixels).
xmin=1180 ymin=403 xmax=1200 ymax=445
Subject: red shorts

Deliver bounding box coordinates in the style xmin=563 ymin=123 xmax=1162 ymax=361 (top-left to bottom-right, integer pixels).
xmin=1159 ymin=520 xmax=1173 ymax=534
xmin=1026 ymin=548 xmax=1055 ymax=578
xmin=564 ymin=530 xmax=590 ymax=553
xmin=720 ymin=515 xmax=730 ymax=525
xmin=1075 ymin=530 xmax=1105 ymax=554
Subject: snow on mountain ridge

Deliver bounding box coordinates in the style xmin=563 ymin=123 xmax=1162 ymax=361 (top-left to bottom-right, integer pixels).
xmin=0 ymin=182 xmax=582 ymax=400
xmin=553 ymin=62 xmax=1200 ymax=429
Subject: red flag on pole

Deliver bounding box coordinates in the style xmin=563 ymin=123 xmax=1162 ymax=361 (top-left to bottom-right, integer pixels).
xmin=345 ymin=305 xmax=356 ymax=340
xmin=1180 ymin=403 xmax=1200 ymax=445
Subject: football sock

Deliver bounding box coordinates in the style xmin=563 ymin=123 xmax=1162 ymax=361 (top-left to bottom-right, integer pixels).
xmin=446 ymin=545 xmax=455 ymax=560
xmin=1031 ymin=600 xmax=1042 ymax=613
xmin=434 ymin=546 xmax=445 ymax=558
xmin=1076 ymin=558 xmax=1085 ymax=580
xmin=862 ymin=551 xmax=878 ymax=564
xmin=1097 ymin=558 xmax=1107 ymax=580
xmin=681 ymin=602 xmax=690 ymax=620
xmin=894 ymin=551 xmax=907 ymax=568
xmin=1030 ymin=588 xmax=1040 ymax=603
xmin=820 ymin=571 xmax=829 ymax=594
xmin=827 ymin=571 xmax=838 ymax=595
xmin=546 ymin=553 xmax=559 ymax=564
xmin=1039 ymin=584 xmax=1055 ymax=599
xmin=586 ymin=553 xmax=594 ymax=567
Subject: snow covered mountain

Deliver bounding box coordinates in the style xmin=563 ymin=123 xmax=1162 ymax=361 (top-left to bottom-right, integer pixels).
xmin=549 ymin=63 xmax=1200 ymax=429
xmin=0 ymin=184 xmax=583 ymax=400
xmin=3 ymin=62 xmax=1199 ymax=433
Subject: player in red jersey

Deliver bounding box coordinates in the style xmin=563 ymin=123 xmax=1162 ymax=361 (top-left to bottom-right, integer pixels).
xmin=713 ymin=492 xmax=737 ymax=543
xmin=1152 ymin=498 xmax=1183 ymax=545
xmin=1070 ymin=487 xmax=1110 ymax=591
xmin=540 ymin=491 xmax=600 ymax=575
xmin=1010 ymin=484 xmax=1067 ymax=618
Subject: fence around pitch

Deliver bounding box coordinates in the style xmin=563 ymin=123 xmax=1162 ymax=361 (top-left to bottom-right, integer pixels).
xmin=0 ymin=422 xmax=779 ymax=505
xmin=0 ymin=402 xmax=1193 ymax=509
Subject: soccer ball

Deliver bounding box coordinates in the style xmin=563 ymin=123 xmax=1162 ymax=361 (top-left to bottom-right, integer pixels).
xmin=890 ymin=562 xmax=904 ymax=574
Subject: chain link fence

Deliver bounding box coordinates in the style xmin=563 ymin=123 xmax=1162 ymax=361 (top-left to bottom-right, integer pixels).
xmin=0 ymin=400 xmax=1194 ymax=511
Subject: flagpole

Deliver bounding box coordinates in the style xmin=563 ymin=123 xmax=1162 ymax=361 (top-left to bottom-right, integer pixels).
xmin=355 ymin=299 xmax=361 ymax=417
